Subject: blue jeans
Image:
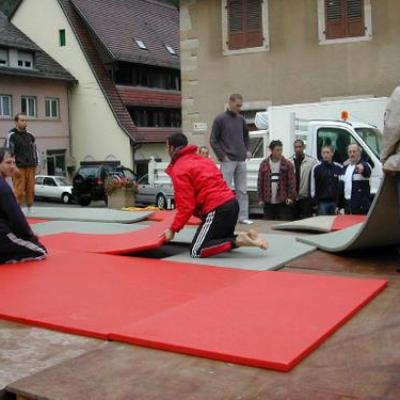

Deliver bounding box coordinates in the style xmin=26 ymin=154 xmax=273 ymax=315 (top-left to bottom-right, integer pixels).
xmin=317 ymin=201 xmax=337 ymax=216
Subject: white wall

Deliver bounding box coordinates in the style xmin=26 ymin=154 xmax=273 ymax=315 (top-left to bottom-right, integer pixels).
xmin=12 ymin=0 xmax=133 ymax=168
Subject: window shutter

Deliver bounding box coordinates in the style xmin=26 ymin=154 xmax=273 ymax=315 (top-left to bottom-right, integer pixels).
xmin=325 ymin=0 xmax=346 ymax=39
xmin=325 ymin=0 xmax=365 ymax=39
xmin=228 ymin=0 xmax=246 ymax=50
xmin=245 ymin=0 xmax=263 ymax=48
xmin=227 ymin=0 xmax=263 ymax=50
xmin=346 ymin=0 xmax=364 ymax=37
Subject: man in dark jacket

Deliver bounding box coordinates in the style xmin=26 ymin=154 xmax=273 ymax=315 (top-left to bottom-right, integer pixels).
xmin=257 ymin=140 xmax=297 ymax=220
xmin=163 ymin=133 xmax=267 ymax=258
xmin=210 ymin=94 xmax=253 ymax=225
xmin=341 ymin=144 xmax=372 ymax=215
xmin=0 ymin=148 xmax=47 ymax=264
xmin=5 ymin=113 xmax=39 ymax=209
xmin=311 ymin=145 xmax=343 ymax=215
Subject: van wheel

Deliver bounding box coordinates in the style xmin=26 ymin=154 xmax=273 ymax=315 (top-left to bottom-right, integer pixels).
xmin=156 ymin=194 xmax=167 ymax=210
xmin=61 ymin=193 xmax=71 ymax=204
xmin=78 ymin=197 xmax=91 ymax=207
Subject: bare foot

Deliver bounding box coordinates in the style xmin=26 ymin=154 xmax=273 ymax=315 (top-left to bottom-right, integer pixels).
xmin=236 ymin=231 xmax=269 ymax=250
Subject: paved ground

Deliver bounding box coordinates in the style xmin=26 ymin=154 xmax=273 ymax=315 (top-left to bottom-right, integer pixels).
xmin=1 ymin=206 xmax=399 ymax=400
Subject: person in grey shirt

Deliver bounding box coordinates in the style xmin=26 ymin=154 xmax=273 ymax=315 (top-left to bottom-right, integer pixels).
xmin=210 ymin=94 xmax=253 ymax=224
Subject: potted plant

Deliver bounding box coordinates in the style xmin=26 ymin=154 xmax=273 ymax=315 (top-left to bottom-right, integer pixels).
xmin=105 ymin=175 xmax=138 ymax=209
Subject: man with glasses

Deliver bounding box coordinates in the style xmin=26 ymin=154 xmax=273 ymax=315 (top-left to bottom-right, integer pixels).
xmin=341 ymin=144 xmax=372 ymax=215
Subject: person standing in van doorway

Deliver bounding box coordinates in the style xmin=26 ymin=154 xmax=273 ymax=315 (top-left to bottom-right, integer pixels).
xmin=290 ymin=139 xmax=318 ymax=220
xmin=210 ymin=94 xmax=253 ymax=225
xmin=5 ymin=113 xmax=39 ymax=211
xmin=341 ymin=144 xmax=372 ymax=215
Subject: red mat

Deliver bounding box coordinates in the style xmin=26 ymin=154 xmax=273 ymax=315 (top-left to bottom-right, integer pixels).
xmin=0 ymin=252 xmax=252 ymax=338
xmin=111 ymin=271 xmax=386 ymax=371
xmin=41 ymin=215 xmax=174 ymax=255
xmin=148 ymin=210 xmax=201 ymax=225
xmin=27 ymin=218 xmax=49 ymax=225
xmin=331 ymin=215 xmax=367 ymax=232
xmin=0 ymin=252 xmax=386 ymax=371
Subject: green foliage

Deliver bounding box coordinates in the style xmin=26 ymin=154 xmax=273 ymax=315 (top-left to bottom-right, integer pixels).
xmin=0 ymin=0 xmax=18 ymax=16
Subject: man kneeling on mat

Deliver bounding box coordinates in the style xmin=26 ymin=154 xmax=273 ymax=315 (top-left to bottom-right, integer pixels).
xmin=163 ymin=134 xmax=268 ymax=257
xmin=0 ymin=148 xmax=47 ymax=264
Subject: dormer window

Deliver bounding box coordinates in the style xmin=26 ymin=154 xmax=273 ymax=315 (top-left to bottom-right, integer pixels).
xmin=165 ymin=45 xmax=176 ymax=55
xmin=0 ymin=48 xmax=8 ymax=67
xmin=17 ymin=51 xmax=33 ymax=70
xmin=135 ymin=39 xmax=147 ymax=50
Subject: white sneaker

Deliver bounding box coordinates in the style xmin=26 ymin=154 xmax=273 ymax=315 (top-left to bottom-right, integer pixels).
xmin=239 ymin=219 xmax=254 ymax=225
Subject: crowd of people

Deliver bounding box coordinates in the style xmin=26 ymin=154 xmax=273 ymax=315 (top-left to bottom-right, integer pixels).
xmin=0 ymin=87 xmax=399 ymax=264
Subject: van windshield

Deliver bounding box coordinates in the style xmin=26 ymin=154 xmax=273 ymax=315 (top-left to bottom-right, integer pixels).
xmin=355 ymin=128 xmax=383 ymax=158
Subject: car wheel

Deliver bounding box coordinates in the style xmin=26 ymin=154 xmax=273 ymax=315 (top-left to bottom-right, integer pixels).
xmin=78 ymin=197 xmax=91 ymax=207
xmin=156 ymin=194 xmax=167 ymax=210
xmin=61 ymin=193 xmax=71 ymax=204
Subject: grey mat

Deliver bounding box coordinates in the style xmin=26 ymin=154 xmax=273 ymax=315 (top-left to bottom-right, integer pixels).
xmin=24 ymin=207 xmax=151 ymax=223
xmin=32 ymin=221 xmax=149 ymax=236
xmin=297 ymin=175 xmax=400 ymax=252
xmin=167 ymin=233 xmax=316 ymax=271
xmin=273 ymin=216 xmax=336 ymax=233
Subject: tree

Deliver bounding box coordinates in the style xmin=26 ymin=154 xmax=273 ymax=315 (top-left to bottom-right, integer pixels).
xmin=0 ymin=0 xmax=18 ymax=16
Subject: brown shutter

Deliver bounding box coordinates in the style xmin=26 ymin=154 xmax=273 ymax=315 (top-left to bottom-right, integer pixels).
xmin=228 ymin=0 xmax=263 ymax=50
xmin=245 ymin=0 xmax=263 ymax=48
xmin=228 ymin=0 xmax=246 ymax=50
xmin=346 ymin=0 xmax=365 ymax=37
xmin=325 ymin=0 xmax=365 ymax=39
xmin=325 ymin=0 xmax=346 ymax=39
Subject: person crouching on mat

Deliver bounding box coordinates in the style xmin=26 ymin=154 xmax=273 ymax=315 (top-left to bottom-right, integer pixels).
xmin=162 ymin=133 xmax=268 ymax=258
xmin=0 ymin=148 xmax=47 ymax=264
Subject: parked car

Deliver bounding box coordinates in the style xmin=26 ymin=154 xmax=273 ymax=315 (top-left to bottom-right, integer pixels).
xmin=135 ymin=173 xmax=174 ymax=209
xmin=72 ymin=164 xmax=136 ymax=206
xmin=35 ymin=175 xmax=73 ymax=204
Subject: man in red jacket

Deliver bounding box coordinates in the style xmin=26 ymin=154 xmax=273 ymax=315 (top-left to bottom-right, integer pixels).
xmin=163 ymin=134 xmax=268 ymax=258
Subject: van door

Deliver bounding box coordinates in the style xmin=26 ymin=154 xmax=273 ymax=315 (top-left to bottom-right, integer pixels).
xmin=315 ymin=126 xmax=381 ymax=194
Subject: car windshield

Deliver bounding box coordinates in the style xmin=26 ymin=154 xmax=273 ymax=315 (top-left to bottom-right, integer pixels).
xmin=55 ymin=177 xmax=70 ymax=186
xmin=355 ymin=128 xmax=383 ymax=158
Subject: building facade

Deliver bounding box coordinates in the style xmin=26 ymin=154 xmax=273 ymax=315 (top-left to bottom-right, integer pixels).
xmin=180 ymin=0 xmax=400 ymax=148
xmin=11 ymin=0 xmax=181 ymax=174
xmin=0 ymin=10 xmax=76 ymax=176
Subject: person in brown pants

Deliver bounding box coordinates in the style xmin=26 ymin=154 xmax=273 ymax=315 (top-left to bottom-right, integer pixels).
xmin=5 ymin=113 xmax=39 ymax=209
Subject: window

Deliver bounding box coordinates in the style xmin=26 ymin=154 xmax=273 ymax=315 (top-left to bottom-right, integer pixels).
xmin=17 ymin=51 xmax=33 ymax=69
xmin=0 ymin=95 xmax=12 ymax=118
xmin=0 ymin=48 xmax=8 ymax=66
xmin=45 ymin=98 xmax=60 ymax=118
xmin=47 ymin=149 xmax=66 ymax=176
xmin=128 ymin=107 xmax=181 ymax=128
xmin=318 ymin=0 xmax=372 ymax=44
xmin=222 ymin=0 xmax=269 ymax=55
xmin=21 ymin=96 xmax=37 ymax=118
xmin=35 ymin=176 xmax=44 ymax=185
xmin=165 ymin=45 xmax=176 ymax=55
xmin=43 ymin=177 xmax=57 ymax=187
xmin=59 ymin=29 xmax=66 ymax=47
xmin=317 ymin=127 xmax=360 ymax=164
xmin=134 ymin=39 xmax=147 ymax=50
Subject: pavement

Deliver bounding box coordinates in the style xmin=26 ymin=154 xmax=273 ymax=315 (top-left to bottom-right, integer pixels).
xmin=1 ymin=202 xmax=399 ymax=400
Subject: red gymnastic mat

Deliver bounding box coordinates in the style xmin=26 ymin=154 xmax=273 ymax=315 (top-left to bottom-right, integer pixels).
xmin=110 ymin=271 xmax=386 ymax=371
xmin=331 ymin=215 xmax=367 ymax=232
xmin=0 ymin=252 xmax=253 ymax=339
xmin=27 ymin=218 xmax=49 ymax=225
xmin=0 ymin=252 xmax=386 ymax=371
xmin=40 ymin=216 xmax=174 ymax=255
xmin=148 ymin=210 xmax=201 ymax=225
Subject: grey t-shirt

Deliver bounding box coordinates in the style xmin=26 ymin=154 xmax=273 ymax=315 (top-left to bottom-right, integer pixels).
xmin=270 ymin=159 xmax=281 ymax=204
xmin=210 ymin=110 xmax=250 ymax=162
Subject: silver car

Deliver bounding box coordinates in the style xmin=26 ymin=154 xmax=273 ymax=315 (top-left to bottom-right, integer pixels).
xmin=35 ymin=175 xmax=73 ymax=204
xmin=135 ymin=174 xmax=174 ymax=209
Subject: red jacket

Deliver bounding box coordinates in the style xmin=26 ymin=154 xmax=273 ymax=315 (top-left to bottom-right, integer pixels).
xmin=166 ymin=145 xmax=235 ymax=233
